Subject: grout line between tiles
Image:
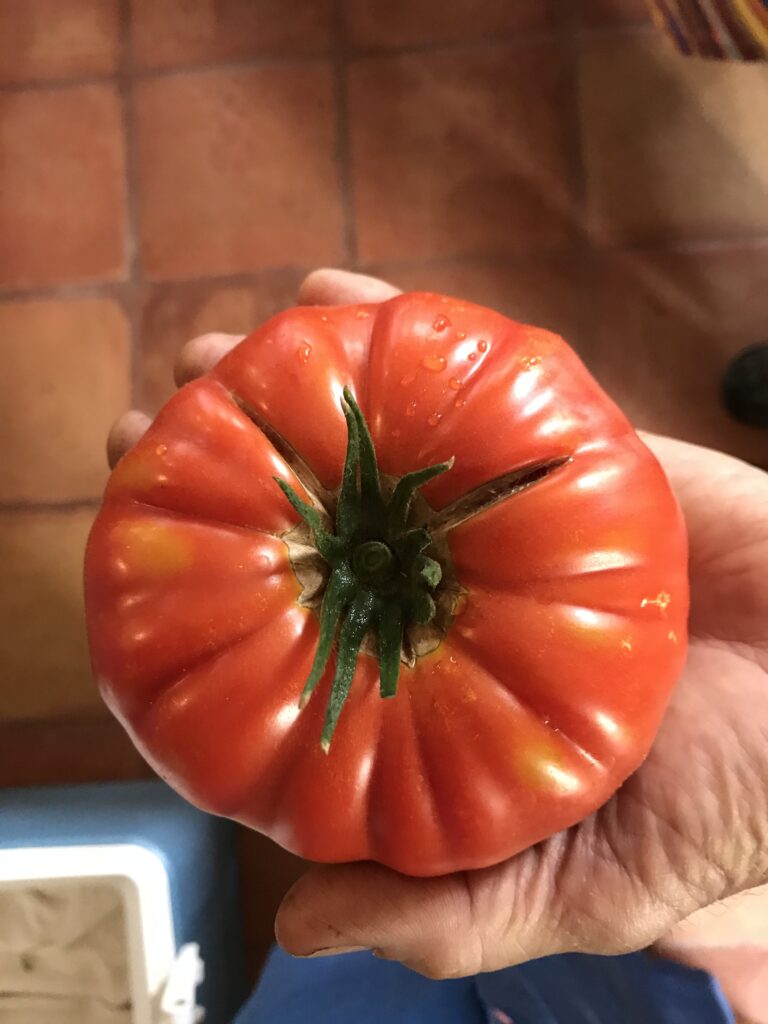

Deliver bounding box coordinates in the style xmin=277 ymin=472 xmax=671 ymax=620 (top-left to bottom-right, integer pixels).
xmin=0 ymin=499 xmax=101 ymax=515
xmin=3 ymin=233 xmax=768 ymax=306
xmin=0 ymin=279 xmax=133 ymax=304
xmin=331 ymin=0 xmax=357 ymax=266
xmin=340 ymin=31 xmax=563 ymax=61
xmin=0 ymin=72 xmax=116 ymax=94
xmin=117 ymin=0 xmax=144 ymax=410
xmin=558 ymin=3 xmax=590 ymax=253
xmin=558 ymin=0 xmax=593 ymax=345
xmin=0 ymin=25 xmax=658 ymax=97
xmin=0 ymin=712 xmax=115 ymax=731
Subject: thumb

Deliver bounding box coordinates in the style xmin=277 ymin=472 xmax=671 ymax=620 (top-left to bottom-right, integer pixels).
xmin=275 ymin=862 xmax=487 ymax=978
xmin=274 ymin=848 xmax=579 ymax=979
xmin=274 ymin=824 xmax=706 ymax=979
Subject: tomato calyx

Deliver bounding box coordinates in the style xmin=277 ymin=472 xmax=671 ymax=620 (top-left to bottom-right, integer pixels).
xmin=276 ymin=387 xmax=454 ymax=752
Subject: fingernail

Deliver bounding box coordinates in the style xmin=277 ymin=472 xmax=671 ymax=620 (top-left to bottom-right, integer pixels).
xmin=300 ymin=945 xmax=368 ymax=958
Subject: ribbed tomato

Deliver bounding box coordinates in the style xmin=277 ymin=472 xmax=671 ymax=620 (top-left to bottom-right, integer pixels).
xmin=85 ymin=293 xmax=688 ymax=876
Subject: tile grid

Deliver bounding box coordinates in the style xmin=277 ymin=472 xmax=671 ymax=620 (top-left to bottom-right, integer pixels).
xmin=3 ymin=3 xmax=767 ymax=754
xmin=5 ymin=12 xmax=762 ymax=301
xmin=563 ymin=0 xmax=602 ymax=349
xmin=1 ymin=12 xmax=764 ymax=505
xmin=332 ymin=0 xmax=358 ymax=266
xmin=117 ymin=0 xmax=143 ymax=409
xmin=562 ymin=6 xmax=592 ymax=246
xmin=1 ymin=19 xmax=765 ymax=453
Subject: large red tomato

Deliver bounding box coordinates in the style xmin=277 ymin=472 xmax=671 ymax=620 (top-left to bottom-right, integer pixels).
xmin=85 ymin=293 xmax=688 ymax=876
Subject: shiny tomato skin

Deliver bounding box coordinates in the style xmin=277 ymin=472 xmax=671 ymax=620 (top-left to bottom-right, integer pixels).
xmin=84 ymin=293 xmax=688 ymax=877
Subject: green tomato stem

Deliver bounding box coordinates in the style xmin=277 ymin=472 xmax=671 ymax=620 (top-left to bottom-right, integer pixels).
xmin=277 ymin=386 xmax=454 ymax=751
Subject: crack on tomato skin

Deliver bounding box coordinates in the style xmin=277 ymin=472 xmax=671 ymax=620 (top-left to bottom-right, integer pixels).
xmin=427 ymin=455 xmax=572 ymax=534
xmin=230 ymin=391 xmax=336 ymax=515
xmin=233 ymin=379 xmax=571 ymax=540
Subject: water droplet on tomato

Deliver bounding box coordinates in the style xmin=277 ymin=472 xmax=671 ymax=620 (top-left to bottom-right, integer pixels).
xmin=448 ymin=377 xmax=463 ymax=391
xmin=456 ymin=330 xmax=466 ymax=340
xmin=467 ymin=352 xmax=477 ymax=362
xmin=454 ymin=398 xmax=466 ymax=408
xmin=320 ymin=314 xmax=329 ymax=322
xmin=477 ymin=339 xmax=488 ymax=353
xmin=422 ymin=353 xmax=446 ymax=372
xmin=406 ymin=401 xmax=417 ymax=417
xmin=427 ymin=412 xmax=442 ymax=427
xmin=298 ymin=343 xmax=312 ymax=363
xmin=355 ymin=310 xmax=371 ymax=320
xmin=400 ymin=372 xmax=416 ymax=386
xmin=449 ymin=654 xmax=458 ymax=665
xmin=391 ymin=428 xmax=401 ymax=438
xmin=433 ymin=315 xmax=450 ymax=332
xmin=155 ymin=444 xmax=168 ymax=456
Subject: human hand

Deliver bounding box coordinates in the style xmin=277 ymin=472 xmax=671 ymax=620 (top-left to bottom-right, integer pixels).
xmin=110 ymin=269 xmax=768 ymax=981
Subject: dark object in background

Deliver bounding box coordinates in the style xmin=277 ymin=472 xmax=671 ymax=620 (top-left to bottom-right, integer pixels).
xmin=722 ymin=343 xmax=768 ymax=428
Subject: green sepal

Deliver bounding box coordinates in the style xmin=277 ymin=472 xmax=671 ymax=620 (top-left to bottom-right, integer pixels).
xmin=395 ymin=527 xmax=431 ymax=563
xmin=276 ymin=385 xmax=456 ymax=750
xmin=275 ymin=478 xmax=343 ymax=564
xmin=417 ymin=556 xmax=442 ymax=589
xmin=335 ymin=397 xmax=361 ymax=541
xmin=343 ymin=388 xmax=387 ymax=532
xmin=377 ymin=601 xmax=403 ymax=698
xmin=298 ymin=563 xmax=356 ymax=709
xmin=410 ymin=591 xmax=436 ymax=624
xmin=321 ymin=589 xmax=376 ymax=752
xmin=387 ymin=458 xmax=454 ymax=534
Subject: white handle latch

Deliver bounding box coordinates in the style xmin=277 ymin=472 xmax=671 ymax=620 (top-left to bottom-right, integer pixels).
xmin=157 ymin=943 xmax=205 ymax=1024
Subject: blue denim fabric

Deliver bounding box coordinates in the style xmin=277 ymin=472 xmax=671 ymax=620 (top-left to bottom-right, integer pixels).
xmin=235 ymin=945 xmax=734 ymax=1024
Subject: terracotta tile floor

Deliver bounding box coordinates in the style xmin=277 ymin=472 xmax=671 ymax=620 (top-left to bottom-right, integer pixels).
xmin=1 ymin=0 xmax=767 ymax=979
xmin=349 ymin=42 xmax=573 ymax=262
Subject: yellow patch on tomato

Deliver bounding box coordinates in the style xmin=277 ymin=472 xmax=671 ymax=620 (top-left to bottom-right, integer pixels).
xmin=113 ymin=520 xmax=193 ymax=577
xmin=110 ymin=454 xmax=165 ymax=494
xmin=514 ymin=732 xmax=581 ymax=795
xmin=557 ymin=606 xmax=617 ymax=652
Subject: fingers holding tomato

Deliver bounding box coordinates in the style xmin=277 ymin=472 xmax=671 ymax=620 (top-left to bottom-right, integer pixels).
xmin=105 ymin=270 xmax=397 ymax=468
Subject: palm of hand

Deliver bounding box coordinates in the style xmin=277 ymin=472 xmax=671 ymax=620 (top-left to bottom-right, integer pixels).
xmin=458 ymin=437 xmax=768 ymax=969
xmin=277 ymin=434 xmax=768 ymax=980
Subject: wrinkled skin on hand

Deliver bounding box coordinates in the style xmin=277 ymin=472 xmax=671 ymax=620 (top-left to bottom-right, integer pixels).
xmin=108 ymin=270 xmax=768 ymax=987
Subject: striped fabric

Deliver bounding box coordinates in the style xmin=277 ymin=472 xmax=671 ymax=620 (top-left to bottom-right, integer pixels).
xmin=648 ymin=0 xmax=768 ymax=59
